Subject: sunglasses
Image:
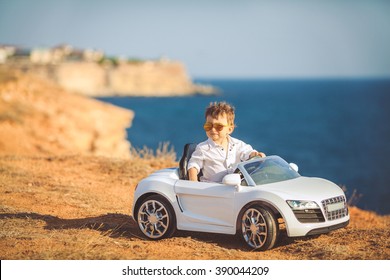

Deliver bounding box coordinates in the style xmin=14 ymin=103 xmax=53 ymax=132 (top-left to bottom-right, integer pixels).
xmin=203 ymin=122 xmax=229 ymax=131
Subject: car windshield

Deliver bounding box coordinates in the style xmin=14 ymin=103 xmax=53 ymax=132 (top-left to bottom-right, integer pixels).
xmin=244 ymin=156 xmax=300 ymax=185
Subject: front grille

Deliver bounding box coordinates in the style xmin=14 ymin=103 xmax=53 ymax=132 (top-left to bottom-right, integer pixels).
xmin=322 ymin=195 xmax=348 ymax=221
xmin=292 ymin=209 xmax=325 ymax=223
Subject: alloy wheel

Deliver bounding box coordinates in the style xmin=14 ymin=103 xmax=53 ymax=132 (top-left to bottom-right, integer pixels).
xmin=242 ymin=208 xmax=268 ymax=249
xmin=138 ymin=199 xmax=170 ymax=239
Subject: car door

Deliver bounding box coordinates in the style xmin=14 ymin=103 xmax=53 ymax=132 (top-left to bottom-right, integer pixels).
xmin=174 ymin=180 xmax=236 ymax=231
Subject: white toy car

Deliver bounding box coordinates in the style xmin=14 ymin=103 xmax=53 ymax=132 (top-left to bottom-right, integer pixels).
xmin=132 ymin=144 xmax=350 ymax=251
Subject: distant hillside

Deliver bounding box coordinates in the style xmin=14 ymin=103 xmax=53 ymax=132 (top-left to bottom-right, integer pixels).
xmin=2 ymin=60 xmax=216 ymax=97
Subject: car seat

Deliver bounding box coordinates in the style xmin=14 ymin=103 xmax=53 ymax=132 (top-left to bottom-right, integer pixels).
xmin=179 ymin=143 xmax=197 ymax=180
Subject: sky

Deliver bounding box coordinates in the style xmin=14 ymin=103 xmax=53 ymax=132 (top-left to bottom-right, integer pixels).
xmin=1 ymin=0 xmax=390 ymax=78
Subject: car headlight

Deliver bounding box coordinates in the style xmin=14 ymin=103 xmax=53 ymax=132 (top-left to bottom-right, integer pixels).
xmin=286 ymin=200 xmax=320 ymax=210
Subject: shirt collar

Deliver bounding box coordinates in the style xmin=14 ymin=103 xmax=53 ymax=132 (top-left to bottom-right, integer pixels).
xmin=206 ymin=135 xmax=237 ymax=148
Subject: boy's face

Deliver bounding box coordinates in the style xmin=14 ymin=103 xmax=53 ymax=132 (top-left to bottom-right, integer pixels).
xmin=204 ymin=113 xmax=234 ymax=145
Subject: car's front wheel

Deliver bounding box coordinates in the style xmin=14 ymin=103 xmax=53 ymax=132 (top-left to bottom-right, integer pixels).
xmin=239 ymin=205 xmax=279 ymax=250
xmin=136 ymin=194 xmax=176 ymax=240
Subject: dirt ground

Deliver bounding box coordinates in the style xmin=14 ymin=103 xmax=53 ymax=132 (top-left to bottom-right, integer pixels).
xmin=1 ymin=154 xmax=389 ymax=260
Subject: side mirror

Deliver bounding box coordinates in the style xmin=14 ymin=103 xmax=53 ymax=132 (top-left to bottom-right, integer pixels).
xmin=222 ymin=173 xmax=241 ymax=186
xmin=289 ymin=163 xmax=299 ymax=172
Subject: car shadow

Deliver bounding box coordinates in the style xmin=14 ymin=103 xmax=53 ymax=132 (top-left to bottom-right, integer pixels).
xmin=0 ymin=212 xmax=317 ymax=252
xmin=174 ymin=227 xmax=319 ymax=252
xmin=0 ymin=212 xmax=143 ymax=239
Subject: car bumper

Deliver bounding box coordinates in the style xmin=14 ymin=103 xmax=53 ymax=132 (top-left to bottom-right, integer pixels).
xmin=285 ymin=214 xmax=350 ymax=237
xmin=306 ymin=220 xmax=349 ymax=236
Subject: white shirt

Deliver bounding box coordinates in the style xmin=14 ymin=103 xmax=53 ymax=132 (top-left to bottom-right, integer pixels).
xmin=187 ymin=136 xmax=256 ymax=183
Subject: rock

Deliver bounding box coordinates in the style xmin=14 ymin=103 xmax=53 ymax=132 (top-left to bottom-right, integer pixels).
xmin=0 ymin=70 xmax=133 ymax=158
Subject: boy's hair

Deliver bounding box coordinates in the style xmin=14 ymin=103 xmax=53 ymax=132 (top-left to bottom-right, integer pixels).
xmin=205 ymin=101 xmax=235 ymax=125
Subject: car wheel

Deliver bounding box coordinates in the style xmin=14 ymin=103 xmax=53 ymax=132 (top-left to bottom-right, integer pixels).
xmin=136 ymin=194 xmax=176 ymax=240
xmin=240 ymin=205 xmax=279 ymax=250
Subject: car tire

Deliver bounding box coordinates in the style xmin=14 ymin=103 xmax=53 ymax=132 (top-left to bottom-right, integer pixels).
xmin=136 ymin=194 xmax=176 ymax=240
xmin=239 ymin=205 xmax=279 ymax=250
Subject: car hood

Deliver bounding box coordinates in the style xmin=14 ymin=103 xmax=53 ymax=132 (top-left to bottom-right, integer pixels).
xmin=258 ymin=176 xmax=345 ymax=201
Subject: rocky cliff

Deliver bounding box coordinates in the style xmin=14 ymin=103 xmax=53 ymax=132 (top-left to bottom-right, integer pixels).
xmin=4 ymin=60 xmax=216 ymax=96
xmin=0 ymin=70 xmax=133 ymax=158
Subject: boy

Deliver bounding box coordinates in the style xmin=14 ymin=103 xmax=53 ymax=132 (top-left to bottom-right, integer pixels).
xmin=188 ymin=101 xmax=266 ymax=182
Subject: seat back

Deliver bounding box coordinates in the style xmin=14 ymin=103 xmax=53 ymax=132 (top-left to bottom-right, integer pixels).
xmin=179 ymin=143 xmax=197 ymax=180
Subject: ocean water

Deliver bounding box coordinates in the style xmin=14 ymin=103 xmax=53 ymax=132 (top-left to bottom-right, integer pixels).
xmin=98 ymin=79 xmax=390 ymax=214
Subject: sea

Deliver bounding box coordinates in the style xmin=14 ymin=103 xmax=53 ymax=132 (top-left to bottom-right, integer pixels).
xmin=97 ymin=79 xmax=390 ymax=215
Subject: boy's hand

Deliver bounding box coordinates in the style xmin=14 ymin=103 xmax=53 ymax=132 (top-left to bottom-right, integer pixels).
xmin=250 ymin=151 xmax=266 ymax=159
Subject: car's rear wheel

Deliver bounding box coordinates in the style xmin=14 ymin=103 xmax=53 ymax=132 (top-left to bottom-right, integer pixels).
xmin=240 ymin=205 xmax=279 ymax=250
xmin=136 ymin=194 xmax=176 ymax=240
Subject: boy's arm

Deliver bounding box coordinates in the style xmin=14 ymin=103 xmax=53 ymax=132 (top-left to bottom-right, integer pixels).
xmin=237 ymin=139 xmax=265 ymax=161
xmin=187 ymin=145 xmax=203 ymax=182
xmin=188 ymin=167 xmax=199 ymax=181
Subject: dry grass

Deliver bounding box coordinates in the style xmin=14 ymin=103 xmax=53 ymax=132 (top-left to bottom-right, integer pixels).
xmin=0 ymin=149 xmax=389 ymax=260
